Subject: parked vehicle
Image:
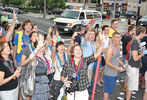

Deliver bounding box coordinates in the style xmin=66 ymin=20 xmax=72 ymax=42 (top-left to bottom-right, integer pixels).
xmin=139 ymin=15 xmax=147 ymax=29
xmin=48 ymin=8 xmax=63 ymax=15
xmin=125 ymin=11 xmax=137 ymax=19
xmin=53 ymin=9 xmax=102 ymax=33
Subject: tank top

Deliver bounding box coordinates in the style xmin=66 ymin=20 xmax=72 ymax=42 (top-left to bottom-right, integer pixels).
xmin=104 ymin=44 xmax=120 ymax=77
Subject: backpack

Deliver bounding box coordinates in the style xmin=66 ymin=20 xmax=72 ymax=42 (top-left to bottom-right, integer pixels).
xmin=126 ymin=39 xmax=133 ymax=61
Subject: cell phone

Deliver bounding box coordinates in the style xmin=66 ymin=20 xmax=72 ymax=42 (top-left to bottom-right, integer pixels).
xmin=53 ymin=25 xmax=56 ymax=35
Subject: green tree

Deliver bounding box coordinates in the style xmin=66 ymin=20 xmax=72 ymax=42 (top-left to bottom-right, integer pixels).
xmin=31 ymin=0 xmax=44 ymax=9
xmin=48 ymin=0 xmax=65 ymax=9
xmin=2 ymin=0 xmax=11 ymax=6
xmin=8 ymin=0 xmax=25 ymax=6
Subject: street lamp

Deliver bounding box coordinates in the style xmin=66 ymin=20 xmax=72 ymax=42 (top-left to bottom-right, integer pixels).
xmin=136 ymin=0 xmax=142 ymax=25
xmin=43 ymin=0 xmax=46 ymax=18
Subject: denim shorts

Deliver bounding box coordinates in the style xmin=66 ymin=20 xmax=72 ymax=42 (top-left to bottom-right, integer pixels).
xmin=104 ymin=75 xmax=117 ymax=94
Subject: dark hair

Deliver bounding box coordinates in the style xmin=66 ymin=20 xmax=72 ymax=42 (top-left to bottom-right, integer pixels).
xmin=14 ymin=23 xmax=21 ymax=30
xmin=102 ymin=25 xmax=109 ymax=31
xmin=112 ymin=31 xmax=120 ymax=37
xmin=111 ymin=20 xmax=117 ymax=25
xmin=95 ymin=32 xmax=100 ymax=40
xmin=56 ymin=41 xmax=64 ymax=52
xmin=44 ymin=34 xmax=48 ymax=40
xmin=0 ymin=41 xmax=11 ymax=61
xmin=136 ymin=26 xmax=146 ymax=36
xmin=128 ymin=25 xmax=135 ymax=32
xmin=22 ymin=19 xmax=34 ymax=31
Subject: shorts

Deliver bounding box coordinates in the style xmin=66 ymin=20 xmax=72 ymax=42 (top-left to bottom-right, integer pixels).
xmin=126 ymin=65 xmax=139 ymax=91
xmin=67 ymin=89 xmax=89 ymax=100
xmin=104 ymin=75 xmax=117 ymax=94
xmin=145 ymin=71 xmax=147 ymax=93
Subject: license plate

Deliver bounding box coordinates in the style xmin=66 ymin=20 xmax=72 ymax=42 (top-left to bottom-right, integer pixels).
xmin=64 ymin=28 xmax=68 ymax=31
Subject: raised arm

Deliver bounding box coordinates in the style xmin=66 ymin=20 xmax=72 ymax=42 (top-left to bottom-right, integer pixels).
xmin=6 ymin=11 xmax=17 ymax=41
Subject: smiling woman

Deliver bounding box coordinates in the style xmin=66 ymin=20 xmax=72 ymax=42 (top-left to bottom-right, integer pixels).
xmin=0 ymin=41 xmax=21 ymax=100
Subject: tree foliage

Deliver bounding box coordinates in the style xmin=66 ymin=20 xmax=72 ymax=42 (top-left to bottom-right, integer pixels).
xmin=31 ymin=0 xmax=44 ymax=9
xmin=48 ymin=0 xmax=65 ymax=9
xmin=2 ymin=0 xmax=25 ymax=6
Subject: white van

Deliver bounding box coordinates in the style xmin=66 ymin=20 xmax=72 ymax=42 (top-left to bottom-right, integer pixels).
xmin=53 ymin=9 xmax=102 ymax=33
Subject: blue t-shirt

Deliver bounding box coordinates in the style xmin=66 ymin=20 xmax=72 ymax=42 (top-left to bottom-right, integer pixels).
xmin=13 ymin=32 xmax=30 ymax=62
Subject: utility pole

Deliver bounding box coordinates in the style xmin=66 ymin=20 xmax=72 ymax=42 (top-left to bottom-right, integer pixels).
xmin=136 ymin=0 xmax=142 ymax=25
xmin=113 ymin=0 xmax=116 ymax=19
xmin=43 ymin=0 xmax=46 ymax=18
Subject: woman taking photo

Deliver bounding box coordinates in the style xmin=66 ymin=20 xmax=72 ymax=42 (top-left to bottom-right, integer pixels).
xmin=0 ymin=41 xmax=21 ymax=100
xmin=61 ymin=34 xmax=104 ymax=100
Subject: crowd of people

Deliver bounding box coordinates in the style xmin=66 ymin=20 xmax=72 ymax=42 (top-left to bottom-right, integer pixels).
xmin=0 ymin=11 xmax=147 ymax=100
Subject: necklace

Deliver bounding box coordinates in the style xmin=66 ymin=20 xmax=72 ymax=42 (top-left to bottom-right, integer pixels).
xmin=112 ymin=43 xmax=120 ymax=57
xmin=3 ymin=59 xmax=15 ymax=74
xmin=56 ymin=52 xmax=67 ymax=67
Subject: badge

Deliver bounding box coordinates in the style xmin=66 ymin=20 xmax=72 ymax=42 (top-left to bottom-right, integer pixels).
xmin=72 ymin=73 xmax=76 ymax=78
xmin=76 ymin=75 xmax=80 ymax=79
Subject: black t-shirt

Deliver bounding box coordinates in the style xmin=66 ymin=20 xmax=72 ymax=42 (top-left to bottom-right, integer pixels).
xmin=0 ymin=59 xmax=18 ymax=91
xmin=74 ymin=33 xmax=82 ymax=45
xmin=128 ymin=39 xmax=141 ymax=68
xmin=122 ymin=34 xmax=132 ymax=55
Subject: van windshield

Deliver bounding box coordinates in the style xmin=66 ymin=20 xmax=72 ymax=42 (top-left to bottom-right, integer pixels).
xmin=61 ymin=10 xmax=79 ymax=19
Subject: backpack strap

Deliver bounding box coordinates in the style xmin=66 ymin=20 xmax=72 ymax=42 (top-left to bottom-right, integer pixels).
xmin=128 ymin=39 xmax=133 ymax=61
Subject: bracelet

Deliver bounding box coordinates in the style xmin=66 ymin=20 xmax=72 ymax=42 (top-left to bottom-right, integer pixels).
xmin=12 ymin=75 xmax=16 ymax=80
xmin=71 ymin=38 xmax=75 ymax=41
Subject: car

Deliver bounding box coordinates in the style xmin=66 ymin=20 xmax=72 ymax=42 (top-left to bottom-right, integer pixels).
xmin=65 ymin=5 xmax=74 ymax=10
xmin=125 ymin=11 xmax=137 ymax=19
xmin=138 ymin=15 xmax=147 ymax=29
xmin=48 ymin=8 xmax=63 ymax=15
xmin=7 ymin=13 xmax=19 ymax=25
xmin=53 ymin=10 xmax=102 ymax=33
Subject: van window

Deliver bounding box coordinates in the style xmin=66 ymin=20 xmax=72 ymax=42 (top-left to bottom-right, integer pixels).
xmin=93 ymin=12 xmax=101 ymax=18
xmin=79 ymin=12 xmax=85 ymax=20
xmin=61 ymin=10 xmax=79 ymax=19
xmin=86 ymin=12 xmax=93 ymax=19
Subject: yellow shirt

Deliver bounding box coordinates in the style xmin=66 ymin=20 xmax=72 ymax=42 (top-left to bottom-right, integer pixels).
xmin=108 ymin=27 xmax=116 ymax=38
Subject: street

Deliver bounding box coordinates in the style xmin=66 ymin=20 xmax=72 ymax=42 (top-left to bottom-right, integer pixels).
xmin=17 ymin=12 xmax=144 ymax=100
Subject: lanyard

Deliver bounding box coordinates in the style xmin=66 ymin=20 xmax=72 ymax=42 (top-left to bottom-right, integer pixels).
xmin=112 ymin=43 xmax=120 ymax=57
xmin=88 ymin=41 xmax=96 ymax=54
xmin=29 ymin=43 xmax=34 ymax=52
xmin=72 ymin=57 xmax=83 ymax=75
xmin=126 ymin=32 xmax=132 ymax=38
xmin=3 ymin=59 xmax=15 ymax=74
xmin=35 ymin=55 xmax=50 ymax=73
xmin=56 ymin=52 xmax=67 ymax=67
xmin=48 ymin=45 xmax=52 ymax=51
xmin=110 ymin=26 xmax=117 ymax=32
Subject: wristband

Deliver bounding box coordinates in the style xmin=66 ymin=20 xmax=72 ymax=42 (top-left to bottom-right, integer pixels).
xmin=12 ymin=75 xmax=16 ymax=80
xmin=71 ymin=38 xmax=75 ymax=41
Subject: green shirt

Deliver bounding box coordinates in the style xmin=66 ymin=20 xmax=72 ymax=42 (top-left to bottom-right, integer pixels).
xmin=1 ymin=16 xmax=8 ymax=22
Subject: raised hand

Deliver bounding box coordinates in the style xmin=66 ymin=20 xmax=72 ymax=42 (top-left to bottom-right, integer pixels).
xmin=13 ymin=10 xmax=18 ymax=21
xmin=48 ymin=27 xmax=53 ymax=35
xmin=37 ymin=34 xmax=46 ymax=49
xmin=13 ymin=67 xmax=21 ymax=78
